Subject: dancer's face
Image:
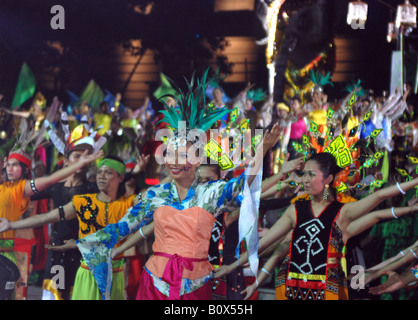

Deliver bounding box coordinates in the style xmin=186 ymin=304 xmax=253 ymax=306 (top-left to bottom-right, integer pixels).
xmin=290 ymin=99 xmax=301 ymax=113
xmin=96 ymin=165 xmax=123 ymax=193
xmin=213 ymin=88 xmax=223 ymax=104
xmin=164 ymin=142 xmax=201 ymax=183
xmin=301 ymin=160 xmax=329 ymax=196
xmin=6 ymin=159 xmax=23 ymax=182
xmin=65 ymin=150 xmax=89 ymax=175
xmin=312 ymin=90 xmax=323 ymax=104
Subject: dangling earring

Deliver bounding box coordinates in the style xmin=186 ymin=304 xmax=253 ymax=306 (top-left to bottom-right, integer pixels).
xmin=323 ymin=184 xmax=329 ymax=201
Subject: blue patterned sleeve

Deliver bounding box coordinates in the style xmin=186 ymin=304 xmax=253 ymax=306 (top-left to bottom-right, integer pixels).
xmin=199 ymin=170 xmax=247 ymax=216
xmin=76 ymin=195 xmax=154 ymax=300
xmin=412 ymin=264 xmax=418 ymax=280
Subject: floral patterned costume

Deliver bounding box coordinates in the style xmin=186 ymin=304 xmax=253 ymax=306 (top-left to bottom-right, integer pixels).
xmin=76 ymin=173 xmax=250 ymax=300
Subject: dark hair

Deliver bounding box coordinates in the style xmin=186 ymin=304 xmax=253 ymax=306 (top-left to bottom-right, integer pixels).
xmin=100 ymin=155 xmax=126 ymax=198
xmin=200 ymin=157 xmax=221 ymax=179
xmin=306 ymin=152 xmax=341 ymax=197
xmin=290 ymin=96 xmax=301 ymax=103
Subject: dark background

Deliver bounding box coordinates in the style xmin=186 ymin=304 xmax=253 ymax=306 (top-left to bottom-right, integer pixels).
xmin=0 ymin=0 xmax=416 ymax=108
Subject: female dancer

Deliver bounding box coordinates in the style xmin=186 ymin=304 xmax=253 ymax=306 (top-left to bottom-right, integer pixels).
xmin=68 ymin=69 xmax=281 ymax=300
xmin=215 ymin=152 xmax=418 ymax=300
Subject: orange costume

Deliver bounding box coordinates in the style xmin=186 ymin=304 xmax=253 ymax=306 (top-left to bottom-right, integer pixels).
xmin=0 ymin=180 xmax=29 ymax=241
xmin=137 ymin=206 xmax=215 ymax=300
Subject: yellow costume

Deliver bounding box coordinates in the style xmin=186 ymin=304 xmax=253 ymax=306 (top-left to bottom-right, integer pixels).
xmin=71 ymin=193 xmax=135 ymax=300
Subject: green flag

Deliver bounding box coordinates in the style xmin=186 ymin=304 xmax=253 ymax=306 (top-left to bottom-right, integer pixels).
xmin=11 ymin=63 xmax=36 ymax=109
xmin=77 ymin=79 xmax=105 ymax=110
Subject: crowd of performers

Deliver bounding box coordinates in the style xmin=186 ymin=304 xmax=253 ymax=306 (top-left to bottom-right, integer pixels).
xmin=0 ymin=68 xmax=418 ymax=301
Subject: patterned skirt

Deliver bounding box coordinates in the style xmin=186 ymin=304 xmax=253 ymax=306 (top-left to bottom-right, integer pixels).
xmin=275 ymin=247 xmax=349 ymax=300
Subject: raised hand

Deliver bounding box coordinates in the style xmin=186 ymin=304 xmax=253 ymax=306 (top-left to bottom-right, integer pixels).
xmin=79 ymin=149 xmax=104 ymax=165
xmin=279 ymin=154 xmax=304 ymax=177
xmin=241 ymin=283 xmax=257 ymax=300
xmin=133 ymin=154 xmax=150 ymax=174
xmin=262 ymin=122 xmax=281 ymax=152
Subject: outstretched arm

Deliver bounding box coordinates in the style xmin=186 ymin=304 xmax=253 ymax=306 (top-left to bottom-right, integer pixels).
xmin=241 ymin=238 xmax=291 ymax=300
xmin=341 ymin=178 xmax=418 ymax=223
xmin=362 ymin=240 xmax=418 ymax=286
xmin=0 ymin=201 xmax=76 ymax=232
xmin=345 ymin=204 xmax=418 ymax=240
xmin=369 ymin=265 xmax=418 ymax=296
xmin=24 ymin=149 xmax=104 ymax=197
xmin=110 ymin=222 xmax=154 ymax=259
xmin=367 ymin=239 xmax=418 ymax=273
xmin=214 ymin=205 xmax=295 ymax=278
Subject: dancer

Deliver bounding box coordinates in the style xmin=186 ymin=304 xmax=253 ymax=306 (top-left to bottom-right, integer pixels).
xmin=0 ymin=144 xmax=102 ymax=299
xmin=1 ymin=137 xmax=103 ymax=242
xmin=64 ymin=69 xmax=281 ymax=300
xmin=0 ymin=155 xmax=138 ymax=300
xmin=215 ymin=152 xmax=418 ymax=300
xmin=30 ymin=124 xmax=103 ymax=300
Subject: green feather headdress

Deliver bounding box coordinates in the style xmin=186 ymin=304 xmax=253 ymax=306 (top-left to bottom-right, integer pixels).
xmin=157 ymin=68 xmax=232 ymax=134
xmin=309 ymin=70 xmax=334 ymax=92
xmin=246 ymin=88 xmax=267 ymax=102
xmin=344 ymin=79 xmax=366 ymax=98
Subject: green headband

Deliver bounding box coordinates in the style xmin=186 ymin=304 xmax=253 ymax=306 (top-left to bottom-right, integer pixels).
xmin=97 ymin=158 xmax=126 ymax=175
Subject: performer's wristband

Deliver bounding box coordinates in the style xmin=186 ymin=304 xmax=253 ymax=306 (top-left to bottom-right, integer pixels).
xmin=261 ymin=268 xmax=272 ymax=277
xmin=139 ymin=228 xmax=147 ymax=239
xmin=391 ymin=207 xmax=398 ymax=219
xmin=396 ymin=182 xmax=406 ymax=195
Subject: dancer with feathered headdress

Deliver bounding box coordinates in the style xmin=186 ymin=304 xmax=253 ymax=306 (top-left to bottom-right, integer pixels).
xmin=35 ymin=67 xmax=282 ymax=300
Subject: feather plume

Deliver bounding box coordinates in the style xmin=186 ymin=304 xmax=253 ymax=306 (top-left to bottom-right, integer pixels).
xmin=157 ymin=68 xmax=232 ymax=132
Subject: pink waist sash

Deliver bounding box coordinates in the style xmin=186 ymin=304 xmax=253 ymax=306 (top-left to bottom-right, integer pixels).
xmin=153 ymin=251 xmax=208 ymax=300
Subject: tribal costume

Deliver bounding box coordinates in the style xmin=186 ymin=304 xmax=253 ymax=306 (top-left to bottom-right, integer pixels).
xmin=75 ymin=68 xmax=262 ymax=300
xmin=275 ymin=199 xmax=348 ymax=300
